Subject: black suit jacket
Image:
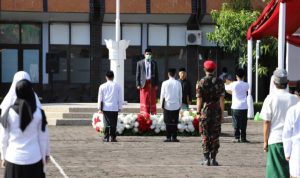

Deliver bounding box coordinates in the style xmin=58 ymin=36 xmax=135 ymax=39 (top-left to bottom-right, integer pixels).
xmin=136 ymin=59 xmax=159 ymax=88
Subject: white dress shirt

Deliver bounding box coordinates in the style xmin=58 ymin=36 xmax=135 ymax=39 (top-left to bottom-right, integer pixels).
xmin=260 ymin=89 xmax=298 ymax=145
xmin=225 ymin=81 xmax=249 ymax=109
xmin=160 ymin=77 xmax=182 ymax=111
xmin=0 ymin=108 xmax=50 ymax=165
xmin=98 ymin=80 xmax=123 ymax=112
xmin=145 ymin=60 xmax=151 ymax=80
xmin=282 ymin=101 xmax=300 ymax=178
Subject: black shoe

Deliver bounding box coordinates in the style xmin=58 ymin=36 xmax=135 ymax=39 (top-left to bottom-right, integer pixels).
xmin=201 ymin=159 xmax=210 ymax=166
xmin=164 ymin=138 xmax=171 ymax=142
xmin=241 ymin=139 xmax=250 ymax=143
xmin=201 ymin=153 xmax=210 ymax=166
xmin=102 ymin=138 xmax=109 ymax=142
xmin=111 ymin=138 xmax=118 ymax=142
xmin=232 ymin=138 xmax=240 ymax=143
xmin=172 ymin=138 xmax=180 ymax=142
xmin=210 ymin=159 xmax=219 ymax=166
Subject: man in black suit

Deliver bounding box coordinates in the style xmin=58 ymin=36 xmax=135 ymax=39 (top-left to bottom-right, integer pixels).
xmin=136 ymin=48 xmax=159 ymax=114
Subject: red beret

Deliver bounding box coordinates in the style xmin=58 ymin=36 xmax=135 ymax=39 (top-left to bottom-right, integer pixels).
xmin=204 ymin=60 xmax=216 ymax=70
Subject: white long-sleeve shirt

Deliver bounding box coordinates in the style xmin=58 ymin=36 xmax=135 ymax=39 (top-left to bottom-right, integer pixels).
xmin=0 ymin=108 xmax=50 ymax=165
xmin=282 ymin=101 xmax=300 ymax=178
xmin=98 ymin=80 xmax=123 ymax=112
xmin=145 ymin=60 xmax=151 ymax=80
xmin=160 ymin=77 xmax=182 ymax=111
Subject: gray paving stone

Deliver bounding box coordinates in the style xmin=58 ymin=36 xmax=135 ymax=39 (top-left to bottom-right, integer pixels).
xmin=0 ymin=121 xmax=266 ymax=177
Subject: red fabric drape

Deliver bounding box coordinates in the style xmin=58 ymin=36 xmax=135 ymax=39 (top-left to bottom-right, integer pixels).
xmin=247 ymin=0 xmax=300 ymax=40
xmin=140 ymin=80 xmax=157 ymax=115
xmin=287 ymin=35 xmax=300 ymax=47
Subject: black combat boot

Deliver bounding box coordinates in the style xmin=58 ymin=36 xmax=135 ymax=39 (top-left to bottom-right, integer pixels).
xmin=210 ymin=152 xmax=219 ymax=166
xmin=201 ymin=153 xmax=210 ymax=166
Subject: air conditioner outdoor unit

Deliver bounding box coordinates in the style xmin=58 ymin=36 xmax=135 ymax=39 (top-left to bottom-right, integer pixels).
xmin=186 ymin=30 xmax=202 ymax=45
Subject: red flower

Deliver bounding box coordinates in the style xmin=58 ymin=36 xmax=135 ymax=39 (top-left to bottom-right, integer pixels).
xmin=95 ymin=126 xmax=101 ymax=132
xmin=93 ymin=116 xmax=100 ymax=125
xmin=193 ymin=117 xmax=199 ymax=130
xmin=137 ymin=113 xmax=152 ymax=133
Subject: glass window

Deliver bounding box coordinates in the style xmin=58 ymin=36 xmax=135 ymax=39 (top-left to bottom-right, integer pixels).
xmin=200 ymin=25 xmax=217 ymax=47
xmin=124 ymin=47 xmax=141 ymax=79
xmin=21 ymin=24 xmax=41 ymax=44
xmin=1 ymin=49 xmax=18 ymax=82
xmin=71 ymin=23 xmax=90 ymax=45
xmin=50 ymin=24 xmax=69 ymax=44
xmin=122 ymin=24 xmax=141 ymax=46
xmin=23 ymin=50 xmax=39 ymax=83
xmin=148 ymin=47 xmax=167 ymax=81
xmin=70 ymin=47 xmax=90 ymax=83
xmin=148 ymin=24 xmax=167 ymax=46
xmin=102 ymin=24 xmax=116 ymax=45
xmin=169 ymin=25 xmax=186 ymax=46
xmin=51 ymin=46 xmax=68 ymax=81
xmin=0 ymin=24 xmax=19 ymax=44
xmin=167 ymin=47 xmax=187 ymax=69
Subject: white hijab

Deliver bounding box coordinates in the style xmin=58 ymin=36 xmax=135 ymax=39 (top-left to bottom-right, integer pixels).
xmin=0 ymin=71 xmax=42 ymax=117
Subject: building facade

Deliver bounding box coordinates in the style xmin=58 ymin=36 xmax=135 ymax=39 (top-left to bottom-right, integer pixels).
xmin=0 ymin=0 xmax=265 ymax=102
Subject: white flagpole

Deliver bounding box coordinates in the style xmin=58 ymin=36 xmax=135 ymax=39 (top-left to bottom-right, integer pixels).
xmin=278 ymin=2 xmax=286 ymax=69
xmin=247 ymin=39 xmax=254 ymax=118
xmin=255 ymin=40 xmax=260 ymax=103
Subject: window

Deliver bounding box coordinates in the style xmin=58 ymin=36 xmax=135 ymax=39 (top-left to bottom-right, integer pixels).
xmin=50 ymin=23 xmax=69 ymax=44
xmin=169 ymin=25 xmax=186 ymax=46
xmin=1 ymin=49 xmax=18 ymax=82
xmin=23 ymin=50 xmax=39 ymax=83
xmin=71 ymin=23 xmax=90 ymax=45
xmin=122 ymin=24 xmax=141 ymax=46
xmin=0 ymin=24 xmax=19 ymax=44
xmin=148 ymin=24 xmax=167 ymax=46
xmin=102 ymin=24 xmax=115 ymax=45
xmin=70 ymin=47 xmax=90 ymax=83
xmin=21 ymin=24 xmax=41 ymax=44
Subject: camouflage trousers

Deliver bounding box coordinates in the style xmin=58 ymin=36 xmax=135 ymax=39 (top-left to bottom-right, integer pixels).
xmin=199 ymin=107 xmax=222 ymax=154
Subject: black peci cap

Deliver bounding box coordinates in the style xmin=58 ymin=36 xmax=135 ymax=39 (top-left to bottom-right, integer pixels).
xmin=144 ymin=48 xmax=152 ymax=53
xmin=179 ymin=67 xmax=186 ymax=72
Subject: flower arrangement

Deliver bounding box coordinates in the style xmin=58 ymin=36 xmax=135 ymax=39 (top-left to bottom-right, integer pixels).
xmin=92 ymin=109 xmax=199 ymax=135
xmin=91 ymin=112 xmax=105 ymax=132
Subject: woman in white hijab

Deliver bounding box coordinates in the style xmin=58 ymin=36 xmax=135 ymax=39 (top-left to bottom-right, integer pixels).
xmin=0 ymin=71 xmax=49 ymax=175
xmin=0 ymin=79 xmax=49 ymax=178
xmin=0 ymin=71 xmax=42 ymax=117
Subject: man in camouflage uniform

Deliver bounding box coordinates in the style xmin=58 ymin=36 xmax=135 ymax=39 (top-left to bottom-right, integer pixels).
xmin=196 ymin=60 xmax=225 ymax=166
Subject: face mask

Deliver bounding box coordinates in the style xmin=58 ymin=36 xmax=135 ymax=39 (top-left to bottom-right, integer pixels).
xmin=145 ymin=55 xmax=152 ymax=61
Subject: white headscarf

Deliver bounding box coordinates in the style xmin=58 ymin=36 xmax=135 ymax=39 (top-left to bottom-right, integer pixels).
xmin=0 ymin=71 xmax=42 ymax=117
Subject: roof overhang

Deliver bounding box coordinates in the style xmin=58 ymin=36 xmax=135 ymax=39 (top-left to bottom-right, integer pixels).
xmin=0 ymin=11 xmax=89 ymax=22
xmin=103 ymin=14 xmax=190 ymax=24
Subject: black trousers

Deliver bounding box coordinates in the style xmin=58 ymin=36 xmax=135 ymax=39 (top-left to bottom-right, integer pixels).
xmin=231 ymin=109 xmax=248 ymax=140
xmin=103 ymin=111 xmax=118 ymax=139
xmin=163 ymin=109 xmax=180 ymax=139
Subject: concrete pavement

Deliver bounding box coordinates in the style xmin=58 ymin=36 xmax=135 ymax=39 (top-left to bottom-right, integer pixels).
xmin=0 ymin=121 xmax=267 ymax=177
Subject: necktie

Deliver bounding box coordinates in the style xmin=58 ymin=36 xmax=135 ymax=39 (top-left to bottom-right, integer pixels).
xmin=146 ymin=65 xmax=149 ymax=78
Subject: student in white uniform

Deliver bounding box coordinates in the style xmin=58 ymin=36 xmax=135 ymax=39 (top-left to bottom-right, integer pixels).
xmin=0 ymin=71 xmax=42 ymax=116
xmin=0 ymin=79 xmax=50 ymax=178
xmin=98 ymin=71 xmax=123 ymax=142
xmin=282 ymin=81 xmax=300 ymax=178
xmin=225 ymin=68 xmax=249 ymax=143
xmin=160 ymin=68 xmax=182 ymax=142
xmin=260 ymin=69 xmax=298 ymax=178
